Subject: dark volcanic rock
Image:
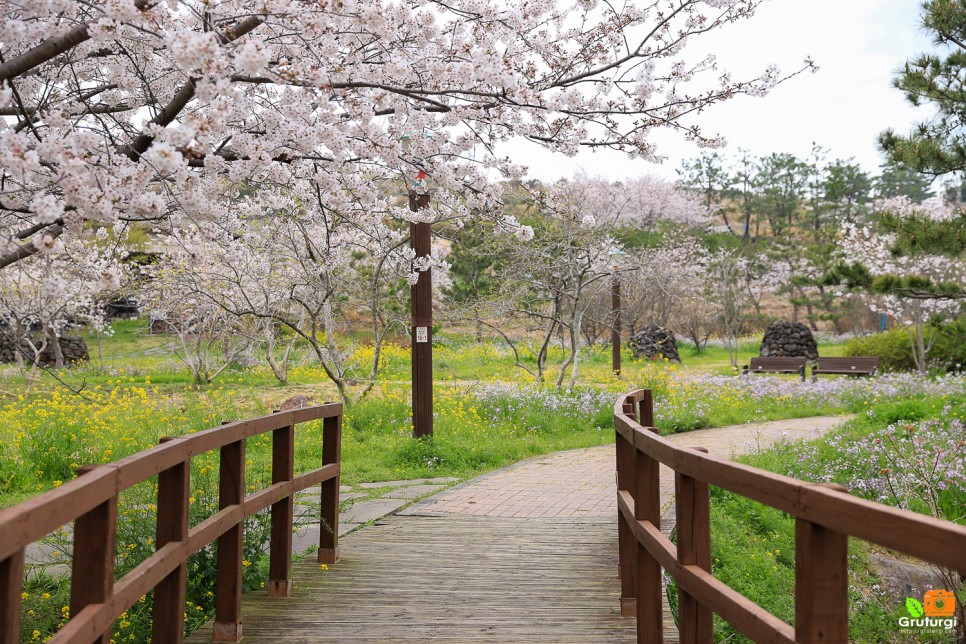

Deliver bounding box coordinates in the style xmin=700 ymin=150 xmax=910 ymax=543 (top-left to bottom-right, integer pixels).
xmin=628 ymin=325 xmax=681 ymax=362
xmin=759 ymin=321 xmax=818 ymax=360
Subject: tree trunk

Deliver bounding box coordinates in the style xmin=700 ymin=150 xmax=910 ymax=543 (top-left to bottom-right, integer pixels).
xmin=265 ymin=341 xmax=288 ymax=384
xmin=46 ymin=326 xmax=64 ymax=369
xmin=567 ymin=311 xmax=585 ymax=390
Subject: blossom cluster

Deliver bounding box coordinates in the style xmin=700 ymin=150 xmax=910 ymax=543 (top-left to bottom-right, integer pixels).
xmin=1 ymin=0 xmax=810 ymax=291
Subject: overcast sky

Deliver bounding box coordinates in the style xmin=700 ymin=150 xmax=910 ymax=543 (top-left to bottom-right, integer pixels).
xmin=504 ymin=0 xmax=937 ymax=183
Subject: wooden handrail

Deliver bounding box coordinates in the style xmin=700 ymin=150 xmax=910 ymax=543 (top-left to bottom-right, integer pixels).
xmin=615 ymin=389 xmax=966 ymax=643
xmin=0 ymin=403 xmax=343 ymax=644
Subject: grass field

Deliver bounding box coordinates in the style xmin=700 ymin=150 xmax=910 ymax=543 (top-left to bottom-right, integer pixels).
xmin=0 ymin=321 xmax=869 ymax=505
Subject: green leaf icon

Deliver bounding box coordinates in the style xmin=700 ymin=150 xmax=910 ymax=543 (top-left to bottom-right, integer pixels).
xmin=906 ymin=598 xmax=924 ymax=618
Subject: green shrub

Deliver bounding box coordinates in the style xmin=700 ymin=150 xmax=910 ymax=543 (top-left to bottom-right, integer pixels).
xmin=844 ymin=327 xmax=916 ymax=371
xmin=844 ymin=317 xmax=966 ymax=372
xmin=932 ymin=317 xmax=966 ymax=370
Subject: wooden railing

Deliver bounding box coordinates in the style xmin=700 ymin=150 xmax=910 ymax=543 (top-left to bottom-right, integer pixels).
xmin=0 ymin=404 xmax=342 ymax=644
xmin=615 ymin=389 xmax=966 ymax=643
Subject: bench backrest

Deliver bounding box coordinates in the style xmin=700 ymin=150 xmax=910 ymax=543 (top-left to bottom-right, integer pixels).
xmin=815 ymin=356 xmax=880 ymax=370
xmin=748 ymin=357 xmax=808 ymax=369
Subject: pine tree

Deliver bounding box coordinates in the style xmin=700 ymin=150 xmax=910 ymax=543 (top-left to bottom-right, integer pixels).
xmin=848 ymin=0 xmax=966 ymax=303
xmin=880 ymin=0 xmax=966 ymax=176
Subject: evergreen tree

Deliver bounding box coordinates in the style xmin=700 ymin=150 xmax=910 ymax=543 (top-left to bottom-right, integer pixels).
xmin=880 ymin=0 xmax=966 ymax=177
xmin=755 ymin=153 xmax=808 ymax=238
xmin=824 ymin=160 xmax=872 ymax=225
xmin=678 ymin=152 xmax=735 ymax=234
xmin=444 ymin=223 xmax=502 ymax=343
xmin=841 ymin=0 xmax=966 ymax=304
xmin=874 ymin=161 xmax=934 ymax=203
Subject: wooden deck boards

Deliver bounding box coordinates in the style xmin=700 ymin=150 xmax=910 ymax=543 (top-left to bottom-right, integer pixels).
xmin=188 ymin=515 xmax=636 ymax=642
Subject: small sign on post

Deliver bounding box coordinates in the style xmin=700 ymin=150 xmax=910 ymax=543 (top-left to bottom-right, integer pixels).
xmin=415 ymin=327 xmax=428 ymax=343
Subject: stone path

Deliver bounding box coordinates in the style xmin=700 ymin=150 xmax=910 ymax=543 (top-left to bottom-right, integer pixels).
xmin=188 ymin=414 xmax=851 ymax=643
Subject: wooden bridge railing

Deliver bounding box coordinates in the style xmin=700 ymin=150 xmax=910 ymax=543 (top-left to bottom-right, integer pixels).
xmin=0 ymin=403 xmax=342 ymax=644
xmin=615 ymin=389 xmax=966 ymax=643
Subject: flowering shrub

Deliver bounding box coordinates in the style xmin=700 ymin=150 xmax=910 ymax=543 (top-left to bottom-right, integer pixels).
xmin=471 ymin=382 xmax=614 ymax=419
xmin=0 ymin=383 xmax=276 ymax=643
xmin=731 ymin=396 xmax=966 ymax=642
xmin=742 ymin=396 xmax=964 ymax=505
xmin=768 ymin=407 xmax=966 ymax=523
xmin=827 ymin=414 xmax=966 ymax=520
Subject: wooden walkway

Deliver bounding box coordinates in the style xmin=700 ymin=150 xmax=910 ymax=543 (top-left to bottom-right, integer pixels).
xmin=189 ymin=516 xmax=630 ymax=642
xmin=188 ymin=416 xmax=849 ymax=643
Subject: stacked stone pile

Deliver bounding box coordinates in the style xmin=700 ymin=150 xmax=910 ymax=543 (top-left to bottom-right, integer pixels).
xmin=0 ymin=335 xmax=89 ymax=366
xmin=628 ymin=325 xmax=681 ymax=362
xmin=759 ymin=321 xmax=818 ymax=360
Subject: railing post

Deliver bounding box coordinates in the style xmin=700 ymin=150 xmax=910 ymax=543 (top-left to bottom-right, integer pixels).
xmin=795 ymin=483 xmax=849 ymax=643
xmin=634 ymin=392 xmax=662 ymax=643
xmin=70 ymin=465 xmax=117 ymax=644
xmin=153 ymin=437 xmax=189 ymax=644
xmin=213 ymin=438 xmax=246 ymax=643
xmin=676 ymin=447 xmax=713 ymax=644
xmin=617 ymin=394 xmax=637 ymax=616
xmin=319 ymin=410 xmax=342 ymax=564
xmin=268 ymin=420 xmax=295 ymax=597
xmin=0 ymin=550 xmax=25 ymax=643
xmin=639 ymin=389 xmax=654 ymax=428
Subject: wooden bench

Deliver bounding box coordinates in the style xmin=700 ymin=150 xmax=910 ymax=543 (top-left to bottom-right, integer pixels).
xmin=741 ymin=357 xmax=807 ymax=380
xmin=811 ymin=356 xmax=879 ymax=381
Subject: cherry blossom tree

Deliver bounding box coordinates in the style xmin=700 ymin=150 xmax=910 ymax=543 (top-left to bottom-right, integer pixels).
xmin=637 ymin=241 xmax=716 ymax=349
xmin=140 ymin=276 xmax=251 ymax=385
xmin=839 ymin=196 xmax=964 ymax=371
xmin=551 ymin=172 xmax=711 ymax=230
xmin=141 ymin=181 xmax=450 ymax=401
xmin=0 ymin=240 xmax=119 ymax=381
xmin=1 ymin=0 xmax=811 ymax=282
xmin=478 ymin=192 xmax=613 ymax=389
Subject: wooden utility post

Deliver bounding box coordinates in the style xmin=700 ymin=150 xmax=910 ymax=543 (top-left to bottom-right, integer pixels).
xmin=410 ymin=177 xmax=433 ymax=439
xmin=610 ymin=248 xmax=623 ymax=377
xmin=611 ymin=273 xmax=621 ymax=377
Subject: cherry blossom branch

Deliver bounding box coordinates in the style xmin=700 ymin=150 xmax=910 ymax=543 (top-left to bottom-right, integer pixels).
xmin=0 ymin=225 xmax=64 ymax=269
xmin=0 ymin=1 xmax=160 ymax=82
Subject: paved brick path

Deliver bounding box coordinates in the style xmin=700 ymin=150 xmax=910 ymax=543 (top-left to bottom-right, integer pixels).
xmin=404 ymin=415 xmax=852 ymax=520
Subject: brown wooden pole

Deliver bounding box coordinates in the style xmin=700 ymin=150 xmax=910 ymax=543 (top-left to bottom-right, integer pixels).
xmin=213 ymin=439 xmax=245 ymax=643
xmin=409 ymin=190 xmax=433 ymax=439
xmin=268 ymin=423 xmax=295 ymax=597
xmin=1 ymin=550 xmax=25 ymax=643
xmin=634 ymin=416 xmax=662 ymax=643
xmin=639 ymin=389 xmax=654 ymax=428
xmin=676 ymin=447 xmax=713 ymax=644
xmin=611 ymin=272 xmax=621 ymax=377
xmin=319 ymin=412 xmax=342 ymax=564
xmin=153 ymin=438 xmax=189 ymax=644
xmin=70 ymin=465 xmax=117 ymax=644
xmin=795 ymin=483 xmax=849 ymax=643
